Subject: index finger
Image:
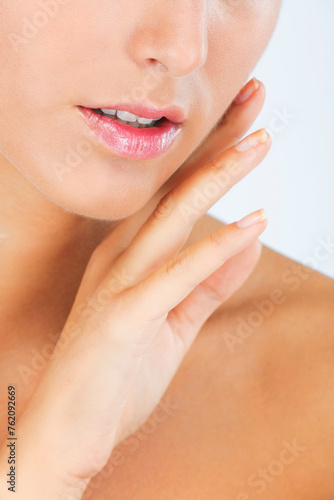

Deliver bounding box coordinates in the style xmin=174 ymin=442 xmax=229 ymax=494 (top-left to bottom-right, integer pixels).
xmin=162 ymin=77 xmax=266 ymax=193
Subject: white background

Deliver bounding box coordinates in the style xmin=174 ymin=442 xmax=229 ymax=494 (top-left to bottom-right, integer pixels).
xmin=208 ymin=0 xmax=334 ymax=279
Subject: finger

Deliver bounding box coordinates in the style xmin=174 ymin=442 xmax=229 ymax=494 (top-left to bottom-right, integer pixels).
xmin=75 ymin=207 xmax=153 ymax=300
xmin=167 ymin=239 xmax=262 ymax=353
xmin=202 ymin=79 xmax=265 ymax=152
xmin=162 ymin=77 xmax=266 ymax=191
xmin=100 ymin=128 xmax=270 ymax=292
xmin=106 ymin=211 xmax=268 ymax=337
xmin=76 ymin=79 xmax=265 ymax=297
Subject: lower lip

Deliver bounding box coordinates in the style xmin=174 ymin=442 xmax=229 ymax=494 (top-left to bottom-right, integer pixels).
xmin=76 ymin=106 xmax=183 ymax=160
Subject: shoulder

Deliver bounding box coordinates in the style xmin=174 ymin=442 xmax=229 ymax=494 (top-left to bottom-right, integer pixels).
xmin=189 ymin=214 xmax=334 ymax=498
xmin=166 ymin=213 xmax=334 ymax=497
xmin=93 ymin=214 xmax=334 ymax=499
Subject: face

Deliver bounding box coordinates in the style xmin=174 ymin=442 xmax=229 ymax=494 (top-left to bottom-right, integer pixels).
xmin=0 ymin=0 xmax=281 ymax=220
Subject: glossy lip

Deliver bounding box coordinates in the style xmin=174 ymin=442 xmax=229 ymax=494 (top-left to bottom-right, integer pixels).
xmin=83 ymin=102 xmax=186 ymax=124
xmin=76 ymin=106 xmax=183 ymax=160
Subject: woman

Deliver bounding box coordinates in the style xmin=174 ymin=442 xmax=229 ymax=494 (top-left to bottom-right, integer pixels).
xmin=0 ymin=0 xmax=333 ymax=498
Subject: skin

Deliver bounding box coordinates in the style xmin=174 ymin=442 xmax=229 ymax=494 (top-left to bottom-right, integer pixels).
xmin=0 ymin=0 xmax=280 ymax=349
xmin=2 ymin=0 xmax=333 ymax=498
xmin=0 ymin=0 xmax=281 ymax=405
xmin=97 ymin=222 xmax=334 ymax=500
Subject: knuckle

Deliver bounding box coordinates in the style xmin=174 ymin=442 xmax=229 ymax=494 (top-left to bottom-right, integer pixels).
xmin=199 ymin=279 xmax=223 ymax=303
xmin=208 ymin=155 xmax=241 ymax=192
xmin=170 ymin=304 xmax=197 ymax=330
xmin=151 ymin=190 xmax=176 ymax=223
xmin=207 ymin=156 xmax=224 ymax=172
xmin=165 ymin=251 xmax=191 ymax=279
xmin=209 ymin=227 xmax=226 ymax=247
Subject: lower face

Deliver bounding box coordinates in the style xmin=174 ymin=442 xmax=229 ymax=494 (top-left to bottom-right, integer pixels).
xmin=0 ymin=0 xmax=281 ymax=220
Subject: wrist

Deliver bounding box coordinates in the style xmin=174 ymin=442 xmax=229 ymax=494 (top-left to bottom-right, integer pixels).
xmin=0 ymin=443 xmax=89 ymax=500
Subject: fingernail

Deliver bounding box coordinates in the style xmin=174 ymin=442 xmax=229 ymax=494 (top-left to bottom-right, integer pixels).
xmin=235 ymin=208 xmax=267 ymax=229
xmin=234 ymin=128 xmax=269 ymax=152
xmin=234 ymin=77 xmax=260 ymax=105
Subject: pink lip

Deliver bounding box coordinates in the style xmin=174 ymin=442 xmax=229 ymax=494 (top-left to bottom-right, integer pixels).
xmin=76 ymin=106 xmax=183 ymax=160
xmin=82 ymin=102 xmax=186 ymax=124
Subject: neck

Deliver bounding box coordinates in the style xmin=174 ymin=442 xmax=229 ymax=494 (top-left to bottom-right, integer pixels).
xmin=0 ymin=155 xmax=116 ymax=349
xmin=0 ymin=150 xmax=185 ymax=354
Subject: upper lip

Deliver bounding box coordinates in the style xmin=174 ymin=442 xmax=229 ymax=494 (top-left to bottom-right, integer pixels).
xmin=84 ymin=102 xmax=186 ymax=124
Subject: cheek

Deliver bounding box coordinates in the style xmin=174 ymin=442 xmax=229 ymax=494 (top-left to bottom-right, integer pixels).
xmin=0 ymin=1 xmax=183 ymax=220
xmin=0 ymin=0 xmax=281 ymax=220
xmin=0 ymin=1 xmax=104 ymax=171
xmin=205 ymin=3 xmax=281 ymax=116
xmin=0 ymin=1 xmax=86 ymax=109
xmin=0 ymin=0 xmax=136 ymax=118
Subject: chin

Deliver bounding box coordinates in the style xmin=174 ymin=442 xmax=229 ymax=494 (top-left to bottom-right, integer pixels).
xmin=39 ymin=175 xmax=157 ymax=221
xmin=19 ymin=154 xmax=164 ymax=221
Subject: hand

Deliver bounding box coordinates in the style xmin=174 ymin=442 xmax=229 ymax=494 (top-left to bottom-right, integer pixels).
xmin=99 ymin=76 xmax=267 ymax=255
xmin=0 ymin=78 xmax=271 ymax=499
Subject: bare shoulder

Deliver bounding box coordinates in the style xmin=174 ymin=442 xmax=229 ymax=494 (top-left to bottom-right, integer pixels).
xmin=184 ymin=214 xmax=334 ymax=497
xmin=92 ymin=214 xmax=334 ymax=500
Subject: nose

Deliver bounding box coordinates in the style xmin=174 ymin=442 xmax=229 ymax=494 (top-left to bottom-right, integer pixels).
xmin=127 ymin=0 xmax=209 ymax=78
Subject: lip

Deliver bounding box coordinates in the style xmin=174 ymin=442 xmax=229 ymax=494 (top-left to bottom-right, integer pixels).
xmin=83 ymin=102 xmax=186 ymax=124
xmin=76 ymin=106 xmax=184 ymax=160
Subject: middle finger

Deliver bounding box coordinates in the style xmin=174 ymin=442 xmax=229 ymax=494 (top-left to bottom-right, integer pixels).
xmin=107 ymin=127 xmax=271 ymax=292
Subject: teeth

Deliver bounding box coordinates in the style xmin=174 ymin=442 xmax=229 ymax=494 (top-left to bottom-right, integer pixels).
xmin=137 ymin=117 xmax=158 ymax=125
xmin=116 ymin=110 xmax=138 ymax=122
xmin=100 ymin=108 xmax=116 ymax=116
xmin=99 ymin=108 xmax=163 ymax=127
